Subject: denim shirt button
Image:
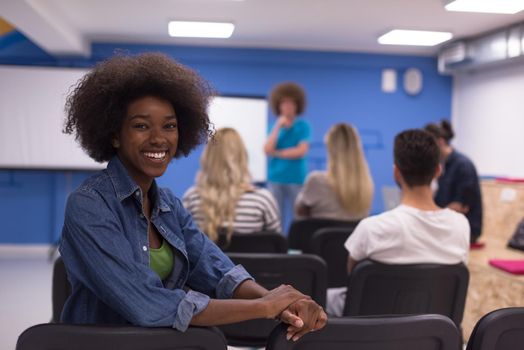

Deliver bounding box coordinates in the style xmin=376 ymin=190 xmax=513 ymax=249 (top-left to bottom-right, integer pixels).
xmin=142 ymin=245 xmax=148 ymax=252
xmin=139 ymin=213 xmax=145 ymax=219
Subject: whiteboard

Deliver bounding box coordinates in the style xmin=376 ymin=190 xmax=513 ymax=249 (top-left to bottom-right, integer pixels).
xmin=452 ymin=63 xmax=524 ymax=178
xmin=208 ymin=96 xmax=267 ymax=182
xmin=0 ymin=66 xmax=98 ymax=169
xmin=0 ymin=65 xmax=268 ymax=179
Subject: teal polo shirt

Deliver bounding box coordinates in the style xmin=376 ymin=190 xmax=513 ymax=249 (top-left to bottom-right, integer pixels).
xmin=268 ymin=119 xmax=311 ymax=185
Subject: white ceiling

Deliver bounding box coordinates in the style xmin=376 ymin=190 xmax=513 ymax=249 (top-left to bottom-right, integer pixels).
xmin=3 ymin=0 xmax=524 ymax=57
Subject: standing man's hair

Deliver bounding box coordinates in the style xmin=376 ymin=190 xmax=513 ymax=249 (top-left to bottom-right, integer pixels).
xmin=269 ymin=82 xmax=307 ymax=116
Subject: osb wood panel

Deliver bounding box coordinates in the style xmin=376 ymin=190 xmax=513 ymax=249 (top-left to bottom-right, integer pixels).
xmin=462 ymin=223 xmax=524 ymax=340
xmin=463 ymin=182 xmax=524 ymax=341
xmin=481 ymin=180 xmax=524 ymax=241
xmin=464 ymin=260 xmax=524 ymax=339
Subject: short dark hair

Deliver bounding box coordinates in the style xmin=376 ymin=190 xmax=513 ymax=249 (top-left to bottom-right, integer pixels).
xmin=394 ymin=129 xmax=440 ymax=187
xmin=64 ymin=52 xmax=213 ymax=162
xmin=269 ymin=82 xmax=306 ymax=116
xmin=424 ymin=119 xmax=454 ymax=144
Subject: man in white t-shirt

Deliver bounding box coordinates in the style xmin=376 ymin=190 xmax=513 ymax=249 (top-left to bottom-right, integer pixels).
xmin=327 ymin=129 xmax=470 ymax=316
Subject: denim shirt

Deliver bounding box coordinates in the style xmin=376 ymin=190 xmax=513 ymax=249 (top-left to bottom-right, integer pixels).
xmin=59 ymin=156 xmax=252 ymax=331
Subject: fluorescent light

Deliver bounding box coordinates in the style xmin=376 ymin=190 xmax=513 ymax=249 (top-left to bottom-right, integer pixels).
xmin=508 ymin=27 xmax=521 ymax=57
xmin=445 ymin=0 xmax=524 ymax=14
xmin=168 ymin=21 xmax=234 ymax=38
xmin=378 ymin=30 xmax=453 ymax=46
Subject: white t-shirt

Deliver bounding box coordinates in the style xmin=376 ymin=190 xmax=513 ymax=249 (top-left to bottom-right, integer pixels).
xmin=345 ymin=204 xmax=470 ymax=265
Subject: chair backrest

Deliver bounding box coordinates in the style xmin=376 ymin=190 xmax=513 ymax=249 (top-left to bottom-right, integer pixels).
xmin=222 ymin=231 xmax=287 ymax=253
xmin=344 ymin=260 xmax=469 ymax=328
xmin=220 ymin=253 xmax=328 ymax=347
xmin=466 ymin=307 xmax=524 ymax=350
xmin=266 ymin=314 xmax=461 ymax=350
xmin=310 ymin=227 xmax=356 ymax=288
xmin=288 ymin=218 xmax=359 ymax=252
xmin=52 ymin=257 xmax=71 ymax=323
xmin=16 ymin=323 xmax=227 ymax=350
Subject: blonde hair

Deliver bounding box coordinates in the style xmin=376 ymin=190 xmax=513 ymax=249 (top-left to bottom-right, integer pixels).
xmin=196 ymin=128 xmax=252 ymax=243
xmin=326 ymin=123 xmax=374 ymax=218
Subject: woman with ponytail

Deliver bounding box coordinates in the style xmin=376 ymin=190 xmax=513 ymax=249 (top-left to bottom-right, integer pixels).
xmin=295 ymin=123 xmax=374 ymax=220
xmin=425 ymin=120 xmax=483 ymax=243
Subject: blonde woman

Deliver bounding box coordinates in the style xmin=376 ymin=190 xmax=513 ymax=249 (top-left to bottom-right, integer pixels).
xmin=295 ymin=123 xmax=374 ymax=220
xmin=183 ymin=128 xmax=281 ymax=245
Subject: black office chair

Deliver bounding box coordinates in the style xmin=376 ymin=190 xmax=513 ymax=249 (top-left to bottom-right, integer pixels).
xmin=221 ymin=253 xmax=328 ymax=347
xmin=52 ymin=257 xmax=71 ymax=323
xmin=466 ymin=307 xmax=524 ymax=350
xmin=266 ymin=314 xmax=462 ymax=350
xmin=310 ymin=227 xmax=356 ymax=287
xmin=16 ymin=323 xmax=227 ymax=350
xmin=222 ymin=231 xmax=287 ymax=253
xmin=343 ymin=260 xmax=469 ymax=329
xmin=288 ymin=218 xmax=359 ymax=253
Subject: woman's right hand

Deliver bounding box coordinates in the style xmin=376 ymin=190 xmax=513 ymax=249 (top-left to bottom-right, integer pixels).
xmin=259 ymin=284 xmax=309 ymax=319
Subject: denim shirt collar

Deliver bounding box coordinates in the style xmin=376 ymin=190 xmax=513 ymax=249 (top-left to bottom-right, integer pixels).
xmin=106 ymin=156 xmax=171 ymax=213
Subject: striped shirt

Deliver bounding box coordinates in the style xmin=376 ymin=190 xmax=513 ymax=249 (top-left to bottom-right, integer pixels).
xmin=182 ymin=187 xmax=282 ymax=234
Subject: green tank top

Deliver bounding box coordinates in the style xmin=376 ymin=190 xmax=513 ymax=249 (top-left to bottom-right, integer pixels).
xmin=149 ymin=239 xmax=174 ymax=280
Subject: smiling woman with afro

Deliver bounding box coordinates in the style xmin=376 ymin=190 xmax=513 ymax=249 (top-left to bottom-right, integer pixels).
xmin=59 ymin=52 xmax=327 ymax=336
xmin=64 ymin=52 xmax=213 ymax=162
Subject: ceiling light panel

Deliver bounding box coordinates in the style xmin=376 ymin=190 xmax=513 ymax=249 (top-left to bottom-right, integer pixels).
xmin=168 ymin=21 xmax=235 ymax=38
xmin=378 ymin=30 xmax=453 ymax=46
xmin=444 ymin=0 xmax=524 ymax=14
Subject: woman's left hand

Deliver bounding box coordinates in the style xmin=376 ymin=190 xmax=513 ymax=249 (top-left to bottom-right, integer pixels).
xmin=278 ymin=298 xmax=327 ymax=341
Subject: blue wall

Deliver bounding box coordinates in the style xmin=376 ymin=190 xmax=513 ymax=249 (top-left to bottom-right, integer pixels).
xmin=0 ymin=33 xmax=452 ymax=243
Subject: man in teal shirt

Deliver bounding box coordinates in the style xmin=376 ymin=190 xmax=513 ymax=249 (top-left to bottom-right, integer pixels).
xmin=264 ymin=82 xmax=311 ymax=233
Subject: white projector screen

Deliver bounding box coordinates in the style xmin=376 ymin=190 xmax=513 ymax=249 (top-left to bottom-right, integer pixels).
xmin=0 ymin=66 xmax=96 ymax=169
xmin=0 ymin=65 xmax=268 ymax=179
xmin=208 ymin=96 xmax=267 ymax=182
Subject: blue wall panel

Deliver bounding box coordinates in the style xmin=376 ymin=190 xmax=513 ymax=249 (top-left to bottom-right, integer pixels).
xmin=0 ymin=36 xmax=452 ymax=243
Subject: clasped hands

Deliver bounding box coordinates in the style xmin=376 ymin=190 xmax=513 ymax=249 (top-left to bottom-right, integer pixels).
xmin=261 ymin=284 xmax=327 ymax=341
